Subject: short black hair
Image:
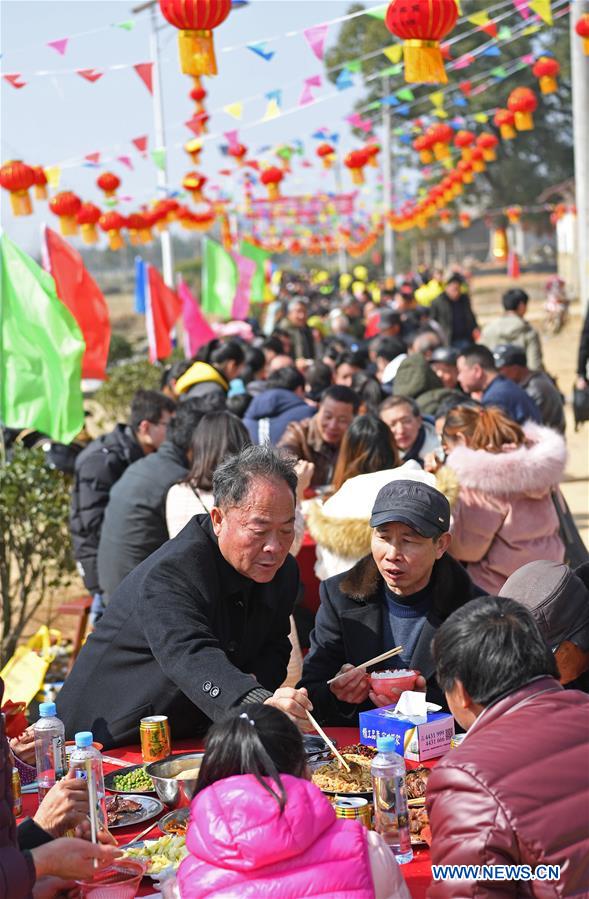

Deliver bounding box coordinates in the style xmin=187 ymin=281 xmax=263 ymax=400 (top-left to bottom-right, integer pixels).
xmin=502 ymin=288 xmax=529 ymax=312
xmin=304 ymin=361 xmax=333 ymax=400
xmin=379 ymin=309 xmax=402 ymax=330
xmin=129 ymin=390 xmax=176 ymax=432
xmin=267 ymin=366 xmax=305 ymax=392
xmin=226 ymin=393 xmax=253 ymax=418
xmin=167 ymin=398 xmax=207 ymax=453
xmin=159 ymin=361 xmax=191 ymax=392
xmin=261 ymin=336 xmax=284 ymax=356
xmin=446 ymin=272 xmax=465 ymax=286
xmin=374 ymin=336 xmax=405 ymax=363
xmin=433 ymin=596 xmax=558 ymax=707
xmin=213 ymin=443 xmax=297 ymax=508
xmin=334 ymin=351 xmax=367 ymax=371
xmin=320 ymin=384 xmax=360 ymax=412
xmin=458 ymin=344 xmax=496 ymax=372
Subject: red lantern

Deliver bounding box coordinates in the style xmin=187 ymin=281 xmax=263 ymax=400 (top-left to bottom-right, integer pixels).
xmin=99 ymin=211 xmax=125 ymax=251
xmin=575 ymin=14 xmax=589 ymax=55
xmin=459 ymin=211 xmax=471 ymax=228
xmin=470 ymin=147 xmax=486 ymax=174
xmin=96 ymin=172 xmax=121 ymax=198
xmin=493 ymin=108 xmax=516 ymax=141
xmin=344 ymin=149 xmax=369 ymax=185
xmin=228 ymin=143 xmax=248 ymax=165
xmin=0 ymin=161 xmax=35 ymax=216
xmin=182 ymin=171 xmax=207 ymax=203
xmin=32 ymin=166 xmax=48 ymax=200
xmin=189 ymin=78 xmax=207 ymax=114
xmin=385 ymin=0 xmax=458 ymax=84
xmin=413 ymin=134 xmax=434 ymax=165
xmin=184 ymin=139 xmax=203 ymax=165
xmin=507 ymin=87 xmax=538 ymax=131
xmin=492 ymin=227 xmax=508 ymax=261
xmin=439 ymin=209 xmax=452 ymax=225
xmin=364 ymin=143 xmax=381 ymax=167
xmin=476 ymin=132 xmax=499 ymax=162
xmin=532 ymin=56 xmax=561 ymax=94
xmin=260 ymin=166 xmax=284 ymax=201
xmin=126 ymin=212 xmax=152 ymax=246
xmin=49 ymin=191 xmax=82 ymax=236
xmin=454 ymin=130 xmax=476 ymax=161
xmin=316 ymin=143 xmax=336 ymax=169
xmin=158 ymin=0 xmax=231 ymax=76
xmin=76 ymin=202 xmax=101 ymax=244
xmin=505 ymin=205 xmax=522 ymax=225
xmin=457 ymin=160 xmax=474 ymax=185
xmin=427 ymin=124 xmax=453 ymax=161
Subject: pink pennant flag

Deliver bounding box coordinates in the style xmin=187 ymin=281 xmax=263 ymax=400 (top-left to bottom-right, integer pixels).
xmin=520 ymin=53 xmax=535 ymax=65
xmin=299 ymin=75 xmax=322 ymax=106
xmin=303 ymin=23 xmax=329 ymax=61
xmin=224 ymin=130 xmax=240 ymax=150
xmin=3 ymin=74 xmax=26 ymax=88
xmin=133 ymin=62 xmax=153 ymax=94
xmin=117 ymin=155 xmax=134 ymax=170
xmin=347 ymin=112 xmax=363 ymax=128
xmin=132 ymin=135 xmax=148 ymax=155
xmin=48 ymin=38 xmax=68 ymax=55
xmin=85 ymin=152 xmax=101 ymax=165
xmin=77 ymin=69 xmax=103 ymax=83
xmin=230 ymin=253 xmax=256 ymax=321
xmin=358 ymin=119 xmax=373 ymax=134
xmin=512 ymin=0 xmax=530 ymax=18
xmin=178 ymin=277 xmax=215 ymax=356
xmin=453 ymin=53 xmax=475 ymax=70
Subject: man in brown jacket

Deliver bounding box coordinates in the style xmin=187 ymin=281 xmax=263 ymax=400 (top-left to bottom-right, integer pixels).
xmin=426 ymin=596 xmax=589 ymax=898
xmin=278 ymin=385 xmax=358 ymax=488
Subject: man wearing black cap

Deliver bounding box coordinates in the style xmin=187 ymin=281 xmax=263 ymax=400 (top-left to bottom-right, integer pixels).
xmin=493 ymin=343 xmax=565 ymax=433
xmin=299 ymin=480 xmax=485 ymax=724
xmin=429 ymin=346 xmax=460 ymax=390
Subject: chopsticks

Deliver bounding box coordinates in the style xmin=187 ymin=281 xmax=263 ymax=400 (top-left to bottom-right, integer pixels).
xmin=327 ymin=645 xmax=403 ymax=685
xmin=120 ymin=820 xmax=158 ymax=848
xmin=306 ymin=711 xmax=351 ymax=773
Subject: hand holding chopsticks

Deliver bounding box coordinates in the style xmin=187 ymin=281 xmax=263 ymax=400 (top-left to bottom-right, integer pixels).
xmin=327 ymin=645 xmax=403 ymax=686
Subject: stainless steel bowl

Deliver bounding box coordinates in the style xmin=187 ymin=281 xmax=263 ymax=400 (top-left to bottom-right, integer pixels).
xmin=145 ymin=752 xmax=205 ymax=809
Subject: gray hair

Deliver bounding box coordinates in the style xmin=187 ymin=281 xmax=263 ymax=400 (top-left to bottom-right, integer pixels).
xmin=410 ymin=330 xmax=443 ymax=355
xmin=213 ymin=444 xmax=298 ymax=509
xmin=288 ymin=298 xmax=308 ymax=313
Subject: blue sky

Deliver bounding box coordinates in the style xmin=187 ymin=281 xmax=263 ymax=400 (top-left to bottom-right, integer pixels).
xmin=1 ymin=0 xmax=388 ymax=253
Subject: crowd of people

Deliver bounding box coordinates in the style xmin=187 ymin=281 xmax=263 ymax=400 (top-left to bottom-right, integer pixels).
xmin=2 ymin=265 xmax=588 ymax=898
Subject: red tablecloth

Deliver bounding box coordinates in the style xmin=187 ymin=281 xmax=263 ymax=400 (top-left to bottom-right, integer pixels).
xmin=20 ymin=728 xmax=432 ymax=898
xmin=297 ymin=531 xmax=321 ymax=614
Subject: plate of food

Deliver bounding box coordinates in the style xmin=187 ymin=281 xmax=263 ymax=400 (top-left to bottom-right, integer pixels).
xmin=158 ymin=807 xmax=190 ymax=836
xmin=406 ymin=765 xmax=431 ymax=800
xmin=409 ymin=804 xmax=431 ymax=846
xmin=104 ymin=764 xmax=156 ymax=794
xmin=310 ymin=744 xmax=377 ymax=798
xmin=123 ymin=834 xmax=188 ymax=881
xmin=106 ymin=794 xmax=164 ymax=830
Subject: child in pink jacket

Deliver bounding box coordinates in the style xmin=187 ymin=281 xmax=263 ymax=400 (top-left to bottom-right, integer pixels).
xmin=164 ymin=704 xmax=410 ymax=899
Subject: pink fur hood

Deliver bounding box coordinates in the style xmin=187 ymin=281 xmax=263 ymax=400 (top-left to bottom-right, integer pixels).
xmin=446 ymin=422 xmax=567 ymax=497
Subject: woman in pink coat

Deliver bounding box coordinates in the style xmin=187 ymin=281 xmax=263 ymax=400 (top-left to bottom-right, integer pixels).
xmin=170 ymin=704 xmax=410 ymax=899
xmin=441 ymin=405 xmax=566 ymax=593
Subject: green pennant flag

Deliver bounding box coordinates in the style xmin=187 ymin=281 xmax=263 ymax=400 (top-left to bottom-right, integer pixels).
xmin=491 ymin=66 xmax=508 ymax=78
xmin=380 ymin=63 xmax=403 ymax=76
xmin=239 ymin=240 xmax=271 ymax=303
xmin=115 ymin=20 xmax=135 ymax=30
xmin=346 ymin=60 xmax=363 ymax=73
xmin=396 ymin=87 xmax=415 ymax=101
xmin=151 ymin=148 xmax=166 ymax=170
xmin=365 ymin=5 xmax=387 ymax=19
xmin=0 ymin=233 xmax=84 ymax=443
xmin=201 ymin=237 xmax=237 ymax=318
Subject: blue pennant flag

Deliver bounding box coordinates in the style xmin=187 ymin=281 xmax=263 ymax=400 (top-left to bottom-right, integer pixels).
xmin=265 ymin=89 xmax=282 ymax=104
xmin=336 ymin=68 xmax=355 ymax=90
xmin=396 ymin=104 xmax=410 ymax=116
xmin=134 ymin=256 xmax=147 ymax=315
xmin=482 ymin=45 xmax=501 ymax=57
xmin=382 ymin=94 xmax=400 ymax=106
xmin=453 ymin=95 xmax=468 ymax=107
xmin=247 ymin=42 xmax=275 ymax=61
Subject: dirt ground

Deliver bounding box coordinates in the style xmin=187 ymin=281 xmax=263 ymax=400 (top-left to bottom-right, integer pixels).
xmin=22 ymin=272 xmax=589 ymax=648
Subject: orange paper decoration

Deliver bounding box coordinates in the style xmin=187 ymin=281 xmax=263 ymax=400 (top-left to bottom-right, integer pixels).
xmin=0 ymin=160 xmax=35 ymax=216
xmin=507 ymin=87 xmax=538 ymax=131
xmin=454 ymin=130 xmax=476 ymax=161
xmin=158 ymin=0 xmax=231 ymax=76
xmin=184 ymin=139 xmax=203 ymax=165
xmin=476 ymin=132 xmax=499 ymax=162
xmin=316 ymin=143 xmax=336 ymax=169
xmin=413 ymin=134 xmax=434 ymax=164
xmin=532 ymin=56 xmax=561 ymax=94
xmin=49 ymin=191 xmax=82 ymax=235
xmin=99 ymin=211 xmax=125 ymax=251
xmin=182 ymin=171 xmax=207 ymax=203
xmin=32 ymin=166 xmax=48 ymax=200
xmin=427 ymin=124 xmax=453 ymax=161
xmin=385 ymin=0 xmax=458 ymax=84
xmin=76 ymin=202 xmax=101 ymax=244
xmin=493 ymin=108 xmax=517 ymax=141
xmin=344 ymin=149 xmax=369 ymax=185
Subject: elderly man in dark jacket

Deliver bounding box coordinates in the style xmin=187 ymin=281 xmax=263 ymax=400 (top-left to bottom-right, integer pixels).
xmin=299 ymin=481 xmax=485 ymax=724
xmin=96 ymin=400 xmax=204 ymax=598
xmin=57 ymin=445 xmax=312 ymax=749
xmin=426 ymin=597 xmax=589 ymax=898
xmin=430 ymin=274 xmax=479 ymax=349
xmin=70 ymin=390 xmax=175 ymax=615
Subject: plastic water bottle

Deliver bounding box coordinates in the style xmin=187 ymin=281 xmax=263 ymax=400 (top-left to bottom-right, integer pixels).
xmin=371 ymin=735 xmax=413 ymax=864
xmin=69 ymin=731 xmax=107 ymax=833
xmin=34 ymin=702 xmax=67 ymax=801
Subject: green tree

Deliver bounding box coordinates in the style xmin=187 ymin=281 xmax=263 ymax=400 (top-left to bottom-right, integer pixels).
xmin=94 ymin=360 xmax=162 ymax=422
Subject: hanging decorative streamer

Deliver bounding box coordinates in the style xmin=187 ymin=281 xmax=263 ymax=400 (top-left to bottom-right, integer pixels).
xmin=77 ymin=69 xmax=103 ymax=82
xmin=3 ymin=74 xmax=26 ymax=88
xmin=247 ymin=42 xmax=275 ymax=61
xmin=132 ymin=136 xmax=148 ymax=155
xmin=47 ymin=38 xmax=68 ymax=55
xmin=303 ymin=23 xmax=329 ymax=61
xmin=529 ymin=0 xmax=552 ymax=25
xmin=223 ymin=102 xmax=243 ymax=119
xmin=133 ymin=62 xmax=153 ymax=94
xmin=299 ymin=75 xmax=322 ymax=106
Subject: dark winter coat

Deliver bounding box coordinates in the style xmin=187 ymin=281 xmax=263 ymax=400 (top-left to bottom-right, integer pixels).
xmin=429 ymin=291 xmax=478 ymax=347
xmin=392 ymin=354 xmax=465 ymax=416
xmin=0 ymin=679 xmax=36 ymax=898
xmin=426 ymin=677 xmax=589 ymax=898
xmin=244 ymin=388 xmax=314 ymax=445
xmin=277 ymin=318 xmax=316 ymax=360
xmin=70 ymin=424 xmax=144 ymax=593
xmin=521 ymin=370 xmax=566 ymax=433
xmin=57 ymin=516 xmax=298 ymax=749
xmin=97 ymin=440 xmax=187 ymax=597
xmin=299 ymin=553 xmax=485 ymax=725
xmin=482 ymin=375 xmax=541 ymax=425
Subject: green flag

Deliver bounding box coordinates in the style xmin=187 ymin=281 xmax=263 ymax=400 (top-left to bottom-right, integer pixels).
xmin=239 ymin=240 xmax=271 ymax=303
xmin=0 ymin=233 xmax=85 ymax=443
xmin=201 ymin=237 xmax=237 ymax=318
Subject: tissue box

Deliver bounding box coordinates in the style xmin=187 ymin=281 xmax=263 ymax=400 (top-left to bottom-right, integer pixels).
xmin=359 ymin=707 xmax=455 ymax=761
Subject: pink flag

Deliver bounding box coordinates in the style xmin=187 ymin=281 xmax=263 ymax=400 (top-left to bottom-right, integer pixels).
xmin=85 ymin=152 xmax=101 ymax=165
xmin=132 ymin=135 xmax=148 ymax=155
xmin=134 ymin=63 xmax=153 ymax=94
xmin=224 ymin=130 xmax=240 ymax=149
xmin=299 ymin=75 xmax=322 ymax=106
xmin=230 ymin=253 xmax=256 ymax=321
xmin=303 ymin=23 xmax=329 ymax=60
xmin=179 ymin=278 xmax=215 ymax=357
xmin=77 ymin=69 xmax=103 ymax=83
xmin=453 ymin=53 xmax=475 ymax=70
xmin=117 ymin=155 xmax=134 ymax=170
xmin=3 ymin=74 xmax=26 ymax=88
xmin=513 ymin=0 xmax=530 ymax=18
xmin=48 ymin=38 xmax=68 ymax=55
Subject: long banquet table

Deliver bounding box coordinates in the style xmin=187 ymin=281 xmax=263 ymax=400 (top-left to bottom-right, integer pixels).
xmin=19 ymin=727 xmax=433 ymax=898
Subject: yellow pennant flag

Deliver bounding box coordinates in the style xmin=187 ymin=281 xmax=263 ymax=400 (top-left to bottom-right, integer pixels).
xmin=45 ymin=166 xmax=61 ymax=189
xmin=432 ymin=109 xmax=449 ymax=118
xmin=474 ymin=112 xmax=489 ymax=123
xmin=382 ymin=44 xmax=403 ymax=64
xmin=262 ymin=99 xmax=281 ymax=121
xmin=467 ymin=11 xmax=490 ymax=26
xmin=454 ymin=0 xmax=463 ymax=12
xmin=429 ymin=91 xmax=445 ymax=108
xmin=223 ymin=102 xmax=243 ymax=120
xmin=522 ymin=23 xmax=541 ymax=35
xmin=529 ymin=0 xmax=552 ymax=25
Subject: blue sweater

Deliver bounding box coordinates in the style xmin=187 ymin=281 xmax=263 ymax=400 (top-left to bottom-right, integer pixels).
xmin=482 ymin=375 xmax=541 ymax=425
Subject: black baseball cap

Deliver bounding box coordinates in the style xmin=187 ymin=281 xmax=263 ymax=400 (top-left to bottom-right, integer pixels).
xmin=493 ymin=344 xmax=527 ymax=368
xmin=430 ymin=346 xmax=459 ymax=365
xmin=370 ymin=479 xmax=451 ymax=537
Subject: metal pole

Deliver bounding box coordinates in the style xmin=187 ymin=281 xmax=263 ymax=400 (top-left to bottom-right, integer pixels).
xmin=381 ymin=76 xmax=395 ymax=282
xmin=571 ymin=2 xmax=589 ymax=313
xmin=334 ymin=156 xmax=348 ymax=277
xmin=149 ymin=4 xmax=174 ymax=287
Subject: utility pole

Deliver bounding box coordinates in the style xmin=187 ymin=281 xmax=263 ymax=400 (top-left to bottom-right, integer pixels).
xmin=133 ymin=1 xmax=174 ymax=287
xmin=381 ymin=76 xmax=395 ymax=283
xmin=571 ymin=1 xmax=589 ymax=313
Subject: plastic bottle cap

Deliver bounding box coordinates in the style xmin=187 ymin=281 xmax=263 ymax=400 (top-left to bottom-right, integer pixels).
xmin=39 ymin=702 xmax=57 ymax=718
xmin=376 ymin=736 xmax=399 ymax=753
xmin=74 ymin=731 xmax=94 ymax=748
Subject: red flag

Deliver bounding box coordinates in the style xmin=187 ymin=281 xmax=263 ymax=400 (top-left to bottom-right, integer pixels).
xmin=42 ymin=227 xmax=110 ymax=380
xmin=85 ymin=152 xmax=101 ymax=165
xmin=134 ymin=63 xmax=153 ymax=95
xmin=3 ymin=74 xmax=26 ymax=88
xmin=132 ymin=135 xmax=148 ymax=155
xmin=507 ymin=251 xmax=521 ymax=279
xmin=78 ymin=69 xmax=103 ymax=83
xmin=146 ymin=265 xmax=182 ymax=362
